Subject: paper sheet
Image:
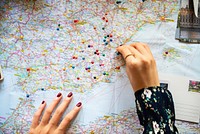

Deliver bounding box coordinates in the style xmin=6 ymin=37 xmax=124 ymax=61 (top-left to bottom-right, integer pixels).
xmin=160 ymin=73 xmax=200 ymax=123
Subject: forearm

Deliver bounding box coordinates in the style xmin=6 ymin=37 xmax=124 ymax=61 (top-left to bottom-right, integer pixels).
xmin=135 ymin=86 xmax=178 ymax=134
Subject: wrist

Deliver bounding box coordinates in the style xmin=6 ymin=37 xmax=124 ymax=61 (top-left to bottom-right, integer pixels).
xmin=132 ymin=83 xmax=160 ymax=93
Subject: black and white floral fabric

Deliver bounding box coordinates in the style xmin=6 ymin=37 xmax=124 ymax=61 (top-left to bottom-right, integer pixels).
xmin=135 ymin=86 xmax=178 ymax=134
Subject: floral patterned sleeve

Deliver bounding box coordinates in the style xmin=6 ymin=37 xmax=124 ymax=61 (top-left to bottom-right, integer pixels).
xmin=135 ymin=86 xmax=179 ymax=134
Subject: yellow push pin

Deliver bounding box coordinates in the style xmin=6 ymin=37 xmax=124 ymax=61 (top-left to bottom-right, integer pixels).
xmin=0 ymin=65 xmax=4 ymax=81
xmin=20 ymin=35 xmax=24 ymax=40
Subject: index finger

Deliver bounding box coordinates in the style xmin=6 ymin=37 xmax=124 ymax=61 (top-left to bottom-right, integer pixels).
xmin=116 ymin=45 xmax=135 ymax=61
xmin=31 ymin=101 xmax=46 ymax=128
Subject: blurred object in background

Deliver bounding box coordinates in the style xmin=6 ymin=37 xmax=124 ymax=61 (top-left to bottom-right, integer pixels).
xmin=0 ymin=65 xmax=3 ymax=81
xmin=175 ymin=0 xmax=200 ymax=43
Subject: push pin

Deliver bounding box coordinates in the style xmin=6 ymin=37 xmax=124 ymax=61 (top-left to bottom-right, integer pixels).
xmin=0 ymin=65 xmax=4 ymax=81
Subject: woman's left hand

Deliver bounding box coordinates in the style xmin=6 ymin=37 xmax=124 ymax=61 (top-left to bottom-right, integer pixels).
xmin=29 ymin=92 xmax=82 ymax=134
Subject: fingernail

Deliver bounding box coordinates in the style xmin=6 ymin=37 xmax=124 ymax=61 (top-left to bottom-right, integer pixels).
xmin=57 ymin=92 xmax=62 ymax=97
xmin=76 ymin=102 xmax=82 ymax=107
xmin=67 ymin=92 xmax=73 ymax=97
xmin=117 ymin=45 xmax=123 ymax=49
xmin=42 ymin=100 xmax=45 ymax=104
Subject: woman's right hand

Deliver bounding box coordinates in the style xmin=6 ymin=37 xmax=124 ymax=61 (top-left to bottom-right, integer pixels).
xmin=117 ymin=42 xmax=160 ymax=92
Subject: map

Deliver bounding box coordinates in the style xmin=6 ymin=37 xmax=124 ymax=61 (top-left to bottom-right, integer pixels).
xmin=0 ymin=0 xmax=200 ymax=133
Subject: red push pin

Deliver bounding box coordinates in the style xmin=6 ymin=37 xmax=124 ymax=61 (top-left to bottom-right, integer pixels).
xmin=74 ymin=20 xmax=79 ymax=23
xmin=26 ymin=68 xmax=31 ymax=72
xmin=115 ymin=66 xmax=120 ymax=70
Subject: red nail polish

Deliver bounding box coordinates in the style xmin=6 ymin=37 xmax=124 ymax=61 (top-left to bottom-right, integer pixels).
xmin=67 ymin=92 xmax=73 ymax=97
xmin=57 ymin=92 xmax=62 ymax=97
xmin=42 ymin=101 xmax=45 ymax=104
xmin=76 ymin=102 xmax=82 ymax=107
